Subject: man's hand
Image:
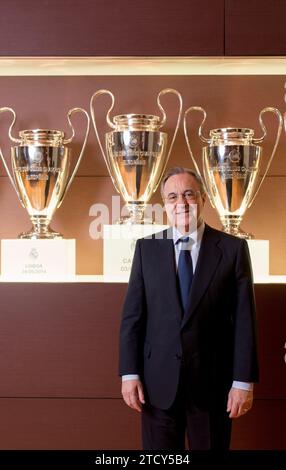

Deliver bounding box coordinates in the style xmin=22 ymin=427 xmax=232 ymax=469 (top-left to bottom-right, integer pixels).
xmin=227 ymin=387 xmax=253 ymax=418
xmin=121 ymin=379 xmax=145 ymax=412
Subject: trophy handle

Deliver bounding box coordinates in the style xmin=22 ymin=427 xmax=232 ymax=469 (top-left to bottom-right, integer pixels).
xmin=202 ymin=151 xmax=217 ymax=209
xmin=0 ymin=107 xmax=25 ymax=207
xmin=184 ymin=106 xmax=211 ymax=145
xmin=183 ymin=106 xmax=214 ymax=205
xmin=58 ymin=107 xmax=90 ymax=206
xmin=0 ymin=107 xmax=21 ymax=143
xmin=90 ymin=89 xmax=120 ymax=192
xmin=248 ymin=107 xmax=283 ymax=208
xmin=153 ymin=88 xmax=183 ymax=192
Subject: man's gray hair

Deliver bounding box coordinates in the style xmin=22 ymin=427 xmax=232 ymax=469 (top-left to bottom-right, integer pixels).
xmin=160 ymin=166 xmax=206 ymax=198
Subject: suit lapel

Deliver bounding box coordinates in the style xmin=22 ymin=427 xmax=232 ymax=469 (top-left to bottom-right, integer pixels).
xmin=181 ymin=224 xmax=222 ymax=329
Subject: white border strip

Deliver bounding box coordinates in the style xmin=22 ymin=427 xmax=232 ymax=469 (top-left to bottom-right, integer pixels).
xmin=0 ymin=57 xmax=286 ymax=76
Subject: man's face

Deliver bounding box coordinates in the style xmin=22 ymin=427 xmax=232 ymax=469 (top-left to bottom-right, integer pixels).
xmin=163 ymin=173 xmax=205 ymax=232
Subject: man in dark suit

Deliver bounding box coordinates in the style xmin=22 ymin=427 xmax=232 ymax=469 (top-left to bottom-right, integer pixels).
xmin=119 ymin=167 xmax=259 ymax=450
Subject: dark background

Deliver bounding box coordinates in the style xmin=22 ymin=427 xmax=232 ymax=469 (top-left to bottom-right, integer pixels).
xmin=0 ymin=0 xmax=286 ymax=56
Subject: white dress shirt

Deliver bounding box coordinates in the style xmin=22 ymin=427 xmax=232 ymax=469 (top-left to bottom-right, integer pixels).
xmin=122 ymin=222 xmax=253 ymax=391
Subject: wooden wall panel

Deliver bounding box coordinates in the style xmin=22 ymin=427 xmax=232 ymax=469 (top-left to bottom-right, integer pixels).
xmin=0 ymin=0 xmax=224 ymax=56
xmin=231 ymin=400 xmax=286 ymax=450
xmin=0 ymin=398 xmax=284 ymax=449
xmin=0 ymin=284 xmax=285 ymax=449
xmin=226 ymin=0 xmax=286 ymax=55
xmin=0 ymin=283 xmax=125 ymax=398
xmin=255 ymin=285 xmax=286 ymax=399
xmin=0 ymin=399 xmax=286 ymax=450
xmin=3 ymin=0 xmax=286 ymax=58
xmin=0 ymin=283 xmax=285 ymax=400
xmin=0 ymin=398 xmax=140 ymax=450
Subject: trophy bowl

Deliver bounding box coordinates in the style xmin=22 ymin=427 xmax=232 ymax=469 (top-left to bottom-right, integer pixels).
xmin=0 ymin=108 xmax=90 ymax=238
xmin=106 ymin=114 xmax=167 ymax=223
xmin=90 ymin=89 xmax=182 ymax=224
xmin=184 ymin=107 xmax=282 ymax=238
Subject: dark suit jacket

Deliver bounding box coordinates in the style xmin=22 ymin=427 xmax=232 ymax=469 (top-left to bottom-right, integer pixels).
xmin=119 ymin=224 xmax=259 ymax=410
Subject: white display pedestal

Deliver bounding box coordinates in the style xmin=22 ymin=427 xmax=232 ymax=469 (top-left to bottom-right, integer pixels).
xmin=1 ymin=239 xmax=76 ymax=281
xmin=103 ymin=224 xmax=168 ymax=280
xmin=246 ymin=239 xmax=269 ymax=280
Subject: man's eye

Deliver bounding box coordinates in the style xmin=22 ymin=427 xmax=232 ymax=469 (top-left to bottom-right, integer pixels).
xmin=185 ymin=191 xmax=195 ymax=199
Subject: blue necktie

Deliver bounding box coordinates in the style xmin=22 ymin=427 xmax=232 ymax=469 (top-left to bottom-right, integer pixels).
xmin=177 ymin=236 xmax=193 ymax=314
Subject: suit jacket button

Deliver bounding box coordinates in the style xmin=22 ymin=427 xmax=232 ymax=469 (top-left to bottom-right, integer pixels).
xmin=175 ymin=353 xmax=182 ymax=360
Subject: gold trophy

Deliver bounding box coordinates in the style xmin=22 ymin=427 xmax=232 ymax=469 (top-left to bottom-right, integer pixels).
xmin=184 ymin=106 xmax=282 ymax=238
xmin=90 ymin=89 xmax=182 ymax=223
xmin=0 ymin=107 xmax=90 ymax=238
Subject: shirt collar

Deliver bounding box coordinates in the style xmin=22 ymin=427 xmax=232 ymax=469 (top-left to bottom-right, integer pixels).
xmin=172 ymin=221 xmax=205 ymax=247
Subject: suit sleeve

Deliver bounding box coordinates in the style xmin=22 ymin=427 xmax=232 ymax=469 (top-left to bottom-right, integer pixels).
xmin=233 ymin=239 xmax=259 ymax=382
xmin=119 ymin=239 xmax=146 ymax=376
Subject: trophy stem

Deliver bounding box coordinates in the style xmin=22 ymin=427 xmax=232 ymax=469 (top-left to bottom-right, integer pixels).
xmin=117 ymin=202 xmax=153 ymax=225
xmin=19 ymin=216 xmax=62 ymax=239
xmin=128 ymin=203 xmax=147 ymax=224
xmin=220 ymin=215 xmax=253 ymax=239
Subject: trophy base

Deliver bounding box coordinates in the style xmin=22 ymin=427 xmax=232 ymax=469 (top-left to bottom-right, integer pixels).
xmin=118 ymin=202 xmax=153 ymax=225
xmin=222 ymin=227 xmax=254 ymax=239
xmin=19 ymin=227 xmax=63 ymax=240
xmin=103 ymin=224 xmax=168 ymax=280
xmin=116 ymin=216 xmax=154 ymax=225
xmin=1 ymin=239 xmax=76 ymax=280
xmin=220 ymin=216 xmax=254 ymax=239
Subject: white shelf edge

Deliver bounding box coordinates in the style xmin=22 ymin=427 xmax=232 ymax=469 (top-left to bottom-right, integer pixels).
xmin=1 ymin=56 xmax=286 ymax=76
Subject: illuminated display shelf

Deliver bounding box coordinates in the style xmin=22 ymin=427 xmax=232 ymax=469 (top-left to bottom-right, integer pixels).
xmin=1 ymin=56 xmax=286 ymax=75
xmin=1 ymin=56 xmax=286 ymax=281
